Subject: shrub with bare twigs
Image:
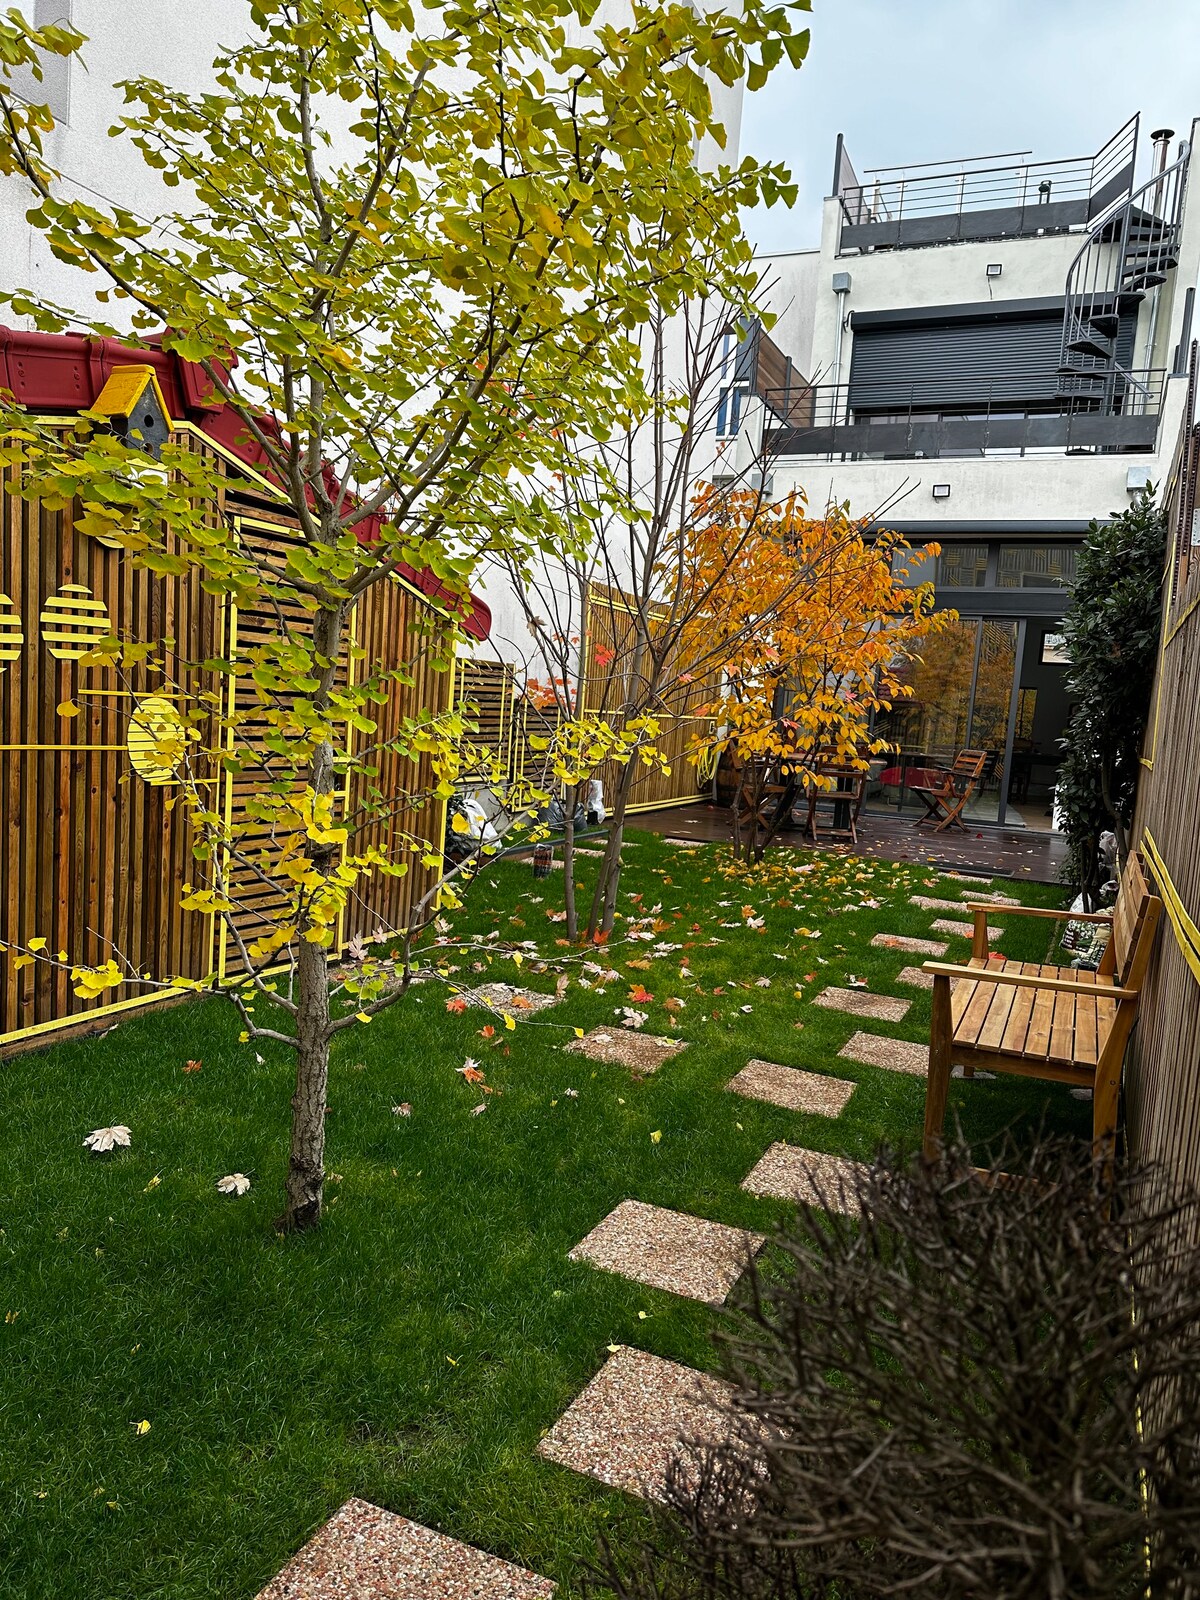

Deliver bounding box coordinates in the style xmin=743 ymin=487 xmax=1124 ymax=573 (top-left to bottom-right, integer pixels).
xmin=591 ymin=1135 xmax=1200 ymax=1600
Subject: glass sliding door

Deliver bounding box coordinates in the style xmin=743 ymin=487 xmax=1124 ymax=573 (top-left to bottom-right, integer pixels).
xmin=869 ymin=616 xmax=1022 ymax=824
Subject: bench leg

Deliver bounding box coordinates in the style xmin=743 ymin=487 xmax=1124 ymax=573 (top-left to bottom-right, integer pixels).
xmin=924 ymin=974 xmax=955 ymax=1160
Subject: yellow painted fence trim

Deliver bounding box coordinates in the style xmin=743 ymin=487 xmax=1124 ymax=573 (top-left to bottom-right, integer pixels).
xmin=1142 ymin=830 xmax=1200 ymax=986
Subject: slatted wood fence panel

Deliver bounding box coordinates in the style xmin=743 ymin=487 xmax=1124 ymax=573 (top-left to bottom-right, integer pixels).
xmin=1 ymin=444 xmax=453 ymax=1045
xmin=1 ymin=434 xmax=224 ymax=1044
xmin=1126 ymin=450 xmax=1200 ymax=1197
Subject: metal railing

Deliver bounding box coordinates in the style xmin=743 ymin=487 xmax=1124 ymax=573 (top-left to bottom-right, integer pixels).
xmin=837 ymin=114 xmax=1138 ymax=232
xmin=761 ymin=367 xmax=1168 ymax=461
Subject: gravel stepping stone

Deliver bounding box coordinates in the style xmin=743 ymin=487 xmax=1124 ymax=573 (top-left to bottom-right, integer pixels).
xmin=466 ymin=982 xmax=561 ymax=1015
xmin=255 ymin=1498 xmax=555 ymax=1599
xmin=537 ymin=1345 xmax=744 ymax=1502
xmin=910 ymin=895 xmax=973 ymax=913
xmin=569 ymin=1199 xmax=763 ymax=1306
xmin=741 ymin=1143 xmax=869 ymax=1216
xmin=945 ymin=873 xmax=993 ymax=886
xmin=838 ymin=1031 xmax=929 ymax=1076
xmin=565 ymin=1026 xmax=685 ymax=1075
xmin=932 ymin=918 xmax=1003 ymax=941
xmin=960 ymin=890 xmax=1020 ymax=906
xmin=1070 ymin=1086 xmax=1093 ymax=1101
xmin=726 ymin=1058 xmax=856 ymax=1116
xmin=896 ymin=965 xmax=934 ymax=990
xmin=812 ymin=986 xmax=911 ymax=1022
xmin=870 ymin=933 xmax=948 ymax=957
xmin=663 ymin=837 xmax=702 ymax=848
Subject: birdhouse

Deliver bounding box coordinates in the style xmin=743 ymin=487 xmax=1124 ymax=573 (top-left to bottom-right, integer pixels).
xmin=88 ymin=364 xmax=174 ymax=458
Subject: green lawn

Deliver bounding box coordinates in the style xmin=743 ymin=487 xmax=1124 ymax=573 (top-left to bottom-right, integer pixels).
xmin=0 ymin=828 xmax=1087 ymax=1598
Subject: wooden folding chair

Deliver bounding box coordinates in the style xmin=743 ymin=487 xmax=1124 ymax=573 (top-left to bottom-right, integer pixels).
xmin=909 ymin=749 xmax=988 ymax=832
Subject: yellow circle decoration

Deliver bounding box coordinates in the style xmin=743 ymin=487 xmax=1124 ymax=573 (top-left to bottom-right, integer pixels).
xmin=0 ymin=593 xmax=22 ymax=673
xmin=126 ymin=696 xmax=188 ymax=787
xmin=39 ymin=584 xmax=113 ymax=661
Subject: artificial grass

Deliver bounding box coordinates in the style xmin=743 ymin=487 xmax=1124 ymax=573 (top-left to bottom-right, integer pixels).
xmin=0 ymin=828 xmax=1088 ymax=1598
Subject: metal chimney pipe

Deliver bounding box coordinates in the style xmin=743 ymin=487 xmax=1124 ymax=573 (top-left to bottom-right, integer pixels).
xmin=1151 ymin=127 xmax=1175 ymax=215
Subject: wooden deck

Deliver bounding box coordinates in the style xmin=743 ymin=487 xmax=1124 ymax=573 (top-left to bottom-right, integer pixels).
xmin=630 ymin=802 xmax=1071 ymax=885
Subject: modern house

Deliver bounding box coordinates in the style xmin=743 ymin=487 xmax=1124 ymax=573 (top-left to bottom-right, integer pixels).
xmin=720 ymin=115 xmax=1200 ymax=832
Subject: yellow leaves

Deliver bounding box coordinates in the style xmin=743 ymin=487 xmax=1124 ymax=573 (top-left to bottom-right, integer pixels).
xmin=27 ymin=938 xmax=46 ymax=953
xmin=503 ymin=1013 xmax=516 ymax=1032
xmin=573 ymin=1027 xmax=585 ymax=1039
xmin=179 ymin=886 xmax=235 ymax=915
xmin=70 ymin=958 xmax=122 ymax=1000
xmin=133 ymin=1420 xmax=151 ymax=1437
xmin=451 ymin=812 xmax=471 ymax=835
xmin=56 ymin=699 xmax=79 ymax=718
xmin=650 ymin=1129 xmax=663 ymax=1144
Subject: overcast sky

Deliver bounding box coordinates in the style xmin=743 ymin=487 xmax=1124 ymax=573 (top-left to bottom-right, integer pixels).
xmin=740 ymin=0 xmax=1200 ymax=255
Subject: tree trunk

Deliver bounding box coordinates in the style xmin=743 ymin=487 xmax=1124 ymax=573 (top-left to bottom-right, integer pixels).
xmin=286 ymin=933 xmax=332 ymax=1230
xmin=282 ymin=597 xmax=344 ymax=1232
xmin=563 ymin=783 xmax=578 ymax=943
xmin=588 ymin=757 xmax=636 ymax=939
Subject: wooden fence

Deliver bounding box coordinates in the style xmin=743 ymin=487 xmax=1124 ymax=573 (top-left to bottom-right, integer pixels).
xmin=0 ymin=432 xmax=452 ymax=1049
xmin=1125 ymin=344 xmax=1200 ymax=1193
xmin=454 ymin=589 xmax=715 ymax=814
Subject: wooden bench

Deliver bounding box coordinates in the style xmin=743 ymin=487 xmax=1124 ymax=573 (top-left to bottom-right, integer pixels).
xmin=909 ymin=749 xmax=988 ymax=831
xmin=922 ymin=853 xmax=1162 ymax=1163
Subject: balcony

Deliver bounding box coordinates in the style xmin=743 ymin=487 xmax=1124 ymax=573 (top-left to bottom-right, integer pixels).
xmin=762 ymin=369 xmax=1167 ymax=462
xmin=833 ymin=116 xmax=1139 ymax=253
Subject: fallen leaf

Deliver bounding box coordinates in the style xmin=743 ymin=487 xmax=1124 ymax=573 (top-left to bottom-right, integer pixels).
xmin=216 ymin=1172 xmax=251 ymax=1196
xmin=83 ymin=1125 xmax=131 ymax=1154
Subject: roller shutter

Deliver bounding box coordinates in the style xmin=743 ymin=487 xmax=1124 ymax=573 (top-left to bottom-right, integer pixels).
xmin=847 ymin=304 xmax=1136 ymax=412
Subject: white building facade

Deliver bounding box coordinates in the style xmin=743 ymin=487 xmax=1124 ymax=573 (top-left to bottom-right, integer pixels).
xmin=718 ymin=115 xmax=1200 ymax=831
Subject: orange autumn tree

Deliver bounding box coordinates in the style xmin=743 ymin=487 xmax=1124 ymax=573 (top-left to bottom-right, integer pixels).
xmin=678 ymin=489 xmax=950 ymax=861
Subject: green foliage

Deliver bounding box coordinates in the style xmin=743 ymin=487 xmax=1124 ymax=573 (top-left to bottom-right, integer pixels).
xmin=1057 ymin=492 xmax=1166 ymax=903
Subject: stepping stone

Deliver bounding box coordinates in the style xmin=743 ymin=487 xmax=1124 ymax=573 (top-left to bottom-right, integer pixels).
xmin=962 ymin=890 xmax=1020 ymax=906
xmin=838 ymin=1031 xmax=929 ymax=1076
xmin=466 ymin=982 xmax=561 ymax=1014
xmin=910 ymin=895 xmax=971 ymax=913
xmin=870 ymin=933 xmax=948 ymax=957
xmin=741 ymin=1143 xmax=869 ymax=1216
xmin=574 ymin=846 xmax=607 ymax=857
xmin=945 ymin=873 xmax=992 ymax=886
xmin=931 ymin=918 xmax=1003 ymax=941
xmin=1070 ymin=1086 xmax=1093 ymax=1101
xmin=726 ymin=1059 xmax=856 ymax=1117
xmin=663 ymin=837 xmax=701 ymax=848
xmin=255 ymin=1498 xmax=555 ymax=1599
xmin=537 ymin=1345 xmax=745 ymax=1502
xmin=896 ymin=965 xmax=934 ymax=990
xmin=565 ymin=1027 xmax=685 ymax=1076
xmin=952 ymin=1065 xmax=995 ymax=1079
xmin=568 ymin=1199 xmax=763 ymax=1306
xmin=812 ymin=986 xmax=910 ymax=1023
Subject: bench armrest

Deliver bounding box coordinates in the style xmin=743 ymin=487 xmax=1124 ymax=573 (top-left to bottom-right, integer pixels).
xmin=922 ymin=960 xmax=1138 ymax=1000
xmin=962 ymin=903 xmax=1114 ymax=923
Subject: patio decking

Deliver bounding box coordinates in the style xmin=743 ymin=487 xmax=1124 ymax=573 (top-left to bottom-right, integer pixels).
xmin=633 ymin=802 xmax=1069 ymax=885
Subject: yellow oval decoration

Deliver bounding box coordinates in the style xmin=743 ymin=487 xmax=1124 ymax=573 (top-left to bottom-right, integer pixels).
xmin=126 ymin=696 xmax=188 ymax=787
xmin=0 ymin=592 xmax=22 ymax=673
xmin=39 ymin=584 xmax=112 ymax=661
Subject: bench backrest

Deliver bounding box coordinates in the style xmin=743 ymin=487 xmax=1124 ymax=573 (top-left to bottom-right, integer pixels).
xmin=1110 ymin=852 xmax=1163 ymax=989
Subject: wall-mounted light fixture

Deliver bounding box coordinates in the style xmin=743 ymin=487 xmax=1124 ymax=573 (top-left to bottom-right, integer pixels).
xmin=1126 ymin=465 xmax=1154 ymax=495
xmin=986 ymin=262 xmax=1003 ymax=278
xmin=932 ymin=483 xmax=951 ymax=500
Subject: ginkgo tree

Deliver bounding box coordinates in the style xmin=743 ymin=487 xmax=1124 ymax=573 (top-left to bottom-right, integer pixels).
xmin=0 ymin=0 xmax=809 ymax=1229
xmin=676 ymin=489 xmax=949 ymax=862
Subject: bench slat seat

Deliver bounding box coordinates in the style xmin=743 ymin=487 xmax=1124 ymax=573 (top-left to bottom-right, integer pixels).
xmin=922 ymin=854 xmax=1163 ymax=1163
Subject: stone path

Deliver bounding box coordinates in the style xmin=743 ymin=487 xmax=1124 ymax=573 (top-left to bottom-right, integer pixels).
xmin=663 ymin=837 xmax=702 ymax=849
xmin=931 ymin=917 xmax=1003 ymax=941
xmin=726 ymin=1058 xmax=856 ymax=1116
xmin=741 ymin=1143 xmax=869 ymax=1216
xmin=568 ymin=1200 xmax=763 ymax=1306
xmin=962 ymin=889 xmax=1020 ymax=906
xmin=910 ymin=894 xmax=975 ymax=913
xmin=537 ymin=1345 xmax=742 ymax=1502
xmin=945 ymin=872 xmax=992 ymax=886
xmin=255 ymin=1499 xmax=555 ymax=1599
xmin=467 ymin=982 xmax=561 ymax=1015
xmin=565 ymin=1027 xmax=685 ymax=1075
xmin=870 ymin=932 xmax=948 ymax=957
xmin=811 ymin=986 xmax=911 ymax=1023
xmin=838 ymin=1031 xmax=929 ymax=1076
xmin=895 ymin=965 xmax=934 ymax=990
